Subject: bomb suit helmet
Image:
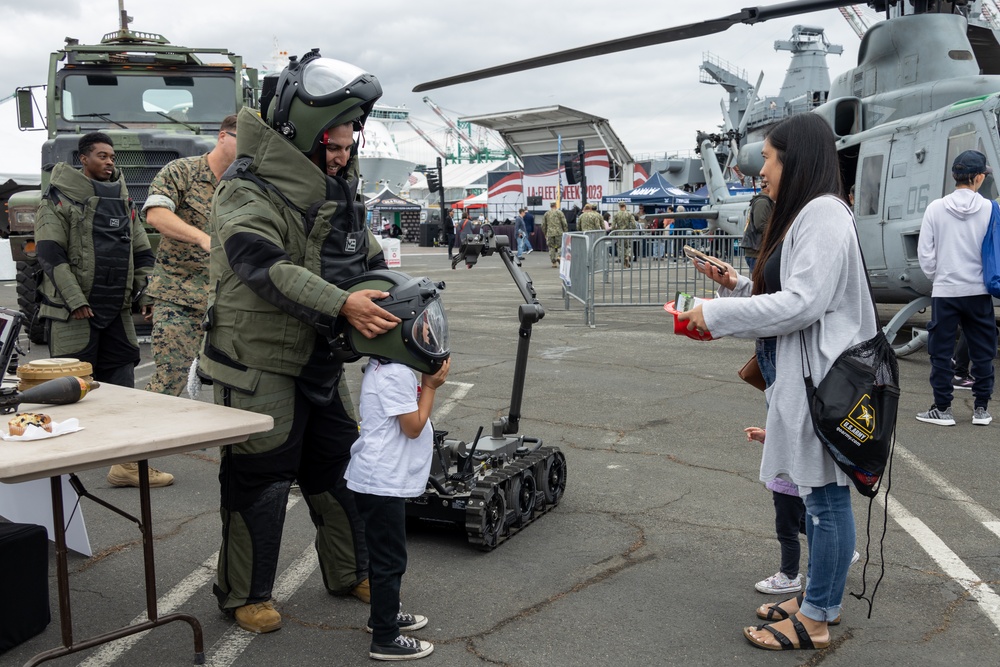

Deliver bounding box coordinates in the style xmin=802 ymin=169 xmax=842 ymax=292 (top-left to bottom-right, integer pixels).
xmin=333 ymin=271 xmax=450 ymax=374
xmin=266 ymin=48 xmax=382 ymax=156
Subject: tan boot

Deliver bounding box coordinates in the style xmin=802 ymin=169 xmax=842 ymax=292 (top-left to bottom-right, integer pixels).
xmin=350 ymin=578 xmax=371 ymax=603
xmin=107 ymin=462 xmax=175 ymax=488
xmin=233 ymin=601 xmax=282 ymax=634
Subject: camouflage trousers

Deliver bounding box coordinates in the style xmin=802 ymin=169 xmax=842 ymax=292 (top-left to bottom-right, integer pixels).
xmin=547 ymin=236 xmax=562 ymax=265
xmin=146 ymin=299 xmax=205 ymax=396
xmin=617 ymin=240 xmax=632 ymax=263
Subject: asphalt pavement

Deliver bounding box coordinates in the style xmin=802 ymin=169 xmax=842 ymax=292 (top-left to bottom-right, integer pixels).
xmin=1 ymin=244 xmax=999 ymax=667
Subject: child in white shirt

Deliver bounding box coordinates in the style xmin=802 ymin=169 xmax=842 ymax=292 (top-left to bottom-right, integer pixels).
xmin=345 ymin=356 xmax=450 ymax=661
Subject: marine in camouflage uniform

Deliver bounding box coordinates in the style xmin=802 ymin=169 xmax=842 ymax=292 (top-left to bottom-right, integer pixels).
xmin=611 ymin=203 xmax=638 ymax=266
xmin=541 ymin=203 xmax=568 ymax=267
xmin=577 ymin=204 xmax=604 ymax=232
xmin=144 ymin=115 xmax=238 ymax=396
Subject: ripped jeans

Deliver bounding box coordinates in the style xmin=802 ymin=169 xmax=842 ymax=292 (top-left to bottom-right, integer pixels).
xmin=800 ymin=482 xmax=855 ymax=623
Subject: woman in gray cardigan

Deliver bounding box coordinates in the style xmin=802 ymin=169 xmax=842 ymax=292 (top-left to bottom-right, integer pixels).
xmin=680 ymin=113 xmax=877 ymax=651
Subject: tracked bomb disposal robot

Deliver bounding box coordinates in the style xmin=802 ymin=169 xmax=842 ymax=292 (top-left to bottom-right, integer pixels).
xmin=331 ymin=227 xmax=565 ymax=549
xmin=415 ymin=227 xmax=565 ymax=549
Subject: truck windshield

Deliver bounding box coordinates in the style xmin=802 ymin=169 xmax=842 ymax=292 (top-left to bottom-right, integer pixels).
xmin=61 ymin=72 xmax=236 ymax=125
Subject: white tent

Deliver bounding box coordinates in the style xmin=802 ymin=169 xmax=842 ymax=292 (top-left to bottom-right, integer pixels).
xmin=452 ymin=191 xmax=487 ymax=209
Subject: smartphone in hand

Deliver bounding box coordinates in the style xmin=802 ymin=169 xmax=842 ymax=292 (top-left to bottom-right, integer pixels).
xmin=682 ymin=245 xmax=727 ymax=275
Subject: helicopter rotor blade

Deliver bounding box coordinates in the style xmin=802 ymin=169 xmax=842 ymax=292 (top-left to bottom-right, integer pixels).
xmin=721 ymin=99 xmax=734 ymax=132
xmin=738 ymin=71 xmax=766 ymax=139
xmin=413 ymin=0 xmax=859 ymax=92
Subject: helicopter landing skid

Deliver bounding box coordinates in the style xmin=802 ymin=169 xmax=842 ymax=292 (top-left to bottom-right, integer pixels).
xmin=883 ymin=296 xmax=931 ymax=357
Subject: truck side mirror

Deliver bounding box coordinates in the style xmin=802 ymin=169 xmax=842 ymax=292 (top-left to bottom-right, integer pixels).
xmin=16 ymin=89 xmax=35 ymax=130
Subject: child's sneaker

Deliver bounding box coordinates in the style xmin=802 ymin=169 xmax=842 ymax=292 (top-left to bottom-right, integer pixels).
xmin=953 ymin=374 xmax=975 ymax=390
xmin=366 ymin=611 xmax=428 ymax=633
xmin=369 ymin=635 xmax=433 ymax=661
xmin=755 ymin=571 xmax=802 ymax=594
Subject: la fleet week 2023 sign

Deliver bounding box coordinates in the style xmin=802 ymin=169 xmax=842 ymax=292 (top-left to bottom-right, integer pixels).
xmin=522 ymin=150 xmax=610 ymax=207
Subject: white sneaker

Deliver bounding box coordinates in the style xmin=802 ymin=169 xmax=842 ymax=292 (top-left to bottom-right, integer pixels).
xmin=973 ymin=407 xmax=993 ymax=425
xmin=755 ymin=571 xmax=802 ymax=595
xmin=851 ymin=550 xmax=860 ymax=565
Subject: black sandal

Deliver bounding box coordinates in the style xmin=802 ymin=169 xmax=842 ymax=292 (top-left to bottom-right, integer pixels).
xmin=743 ymin=613 xmax=831 ymax=651
xmin=756 ymin=592 xmax=803 ymax=622
xmin=756 ymin=592 xmax=840 ymax=625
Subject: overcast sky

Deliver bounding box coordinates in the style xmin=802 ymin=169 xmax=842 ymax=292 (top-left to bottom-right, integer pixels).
xmin=1 ymin=0 xmax=876 ymax=165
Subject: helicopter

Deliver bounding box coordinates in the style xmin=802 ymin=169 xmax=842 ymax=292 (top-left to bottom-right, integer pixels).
xmin=414 ymin=0 xmax=1000 ymax=351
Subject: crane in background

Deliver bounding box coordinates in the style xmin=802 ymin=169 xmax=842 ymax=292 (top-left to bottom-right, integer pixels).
xmin=839 ymin=2 xmax=1000 ymax=39
xmin=405 ymin=119 xmax=449 ymax=161
xmin=421 ymin=97 xmax=509 ymax=162
xmin=394 ymin=99 xmax=511 ymax=165
xmin=981 ymin=0 xmax=1000 ymax=29
xmin=422 ymin=96 xmax=482 ymax=160
xmin=838 ymin=4 xmax=876 ymax=39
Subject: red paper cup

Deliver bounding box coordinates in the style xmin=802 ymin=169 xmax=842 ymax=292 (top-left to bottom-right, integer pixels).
xmin=664 ymin=300 xmax=714 ymax=341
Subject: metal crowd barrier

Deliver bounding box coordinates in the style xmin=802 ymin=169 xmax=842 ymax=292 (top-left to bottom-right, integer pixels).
xmin=561 ymin=230 xmax=750 ymax=327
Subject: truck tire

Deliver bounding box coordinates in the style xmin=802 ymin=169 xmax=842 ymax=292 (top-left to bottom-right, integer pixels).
xmin=15 ymin=260 xmax=48 ymax=345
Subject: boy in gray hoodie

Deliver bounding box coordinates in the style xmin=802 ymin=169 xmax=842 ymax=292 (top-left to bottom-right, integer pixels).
xmin=916 ymin=149 xmax=997 ymax=426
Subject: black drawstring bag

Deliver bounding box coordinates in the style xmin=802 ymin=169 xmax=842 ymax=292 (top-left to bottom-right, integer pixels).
xmin=800 ymin=329 xmax=899 ymax=497
xmin=798 ymin=206 xmax=899 ymax=617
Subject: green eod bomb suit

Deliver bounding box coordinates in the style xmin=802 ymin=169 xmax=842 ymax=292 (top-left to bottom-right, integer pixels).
xmin=199 ymin=103 xmax=388 ymax=609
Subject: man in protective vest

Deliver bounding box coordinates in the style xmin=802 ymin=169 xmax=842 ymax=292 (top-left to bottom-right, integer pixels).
xmin=35 ymin=132 xmax=163 ymax=470
xmin=198 ymin=50 xmax=401 ymax=635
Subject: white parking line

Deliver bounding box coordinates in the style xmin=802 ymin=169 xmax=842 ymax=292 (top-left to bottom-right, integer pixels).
xmin=75 ymin=496 xmax=301 ymax=666
xmin=205 ymin=547 xmax=319 ymax=667
xmin=894 ymin=443 xmax=1000 ymax=541
xmin=75 ymin=554 xmax=220 ymax=667
xmin=882 ymin=492 xmax=1000 ymax=631
xmin=433 ymin=381 xmax=472 ymax=420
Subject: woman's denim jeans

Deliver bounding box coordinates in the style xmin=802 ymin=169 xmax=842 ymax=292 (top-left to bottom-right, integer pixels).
xmin=755 ymin=337 xmax=777 ymax=389
xmin=800 ymin=483 xmax=855 ymax=622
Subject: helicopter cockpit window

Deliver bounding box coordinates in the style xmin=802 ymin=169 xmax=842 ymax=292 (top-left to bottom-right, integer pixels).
xmin=945 ymin=123 xmax=999 ymax=200
xmin=858 ymin=155 xmax=883 ymax=217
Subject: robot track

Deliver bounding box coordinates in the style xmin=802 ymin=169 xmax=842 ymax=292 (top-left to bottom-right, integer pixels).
xmin=464 ymin=446 xmax=566 ymax=550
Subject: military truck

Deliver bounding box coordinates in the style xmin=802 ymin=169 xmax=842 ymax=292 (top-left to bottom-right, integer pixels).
xmin=7 ymin=6 xmax=258 ymax=342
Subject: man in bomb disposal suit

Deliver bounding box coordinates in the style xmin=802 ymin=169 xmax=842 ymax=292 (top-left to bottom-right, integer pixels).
xmin=35 ymin=133 xmax=156 ymax=404
xmin=198 ymin=51 xmax=401 ymax=634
